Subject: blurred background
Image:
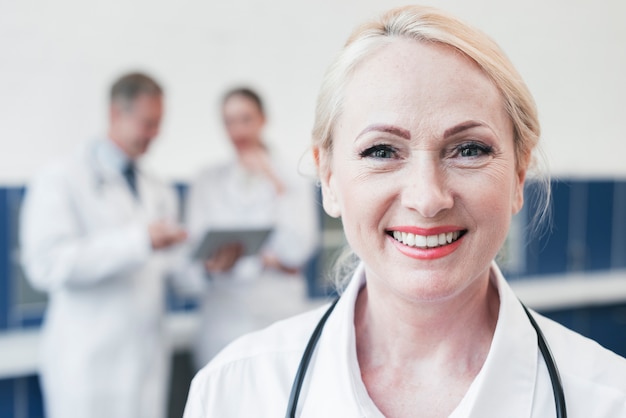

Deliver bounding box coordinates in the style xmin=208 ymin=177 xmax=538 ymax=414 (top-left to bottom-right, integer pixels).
xmin=1 ymin=0 xmax=625 ymax=417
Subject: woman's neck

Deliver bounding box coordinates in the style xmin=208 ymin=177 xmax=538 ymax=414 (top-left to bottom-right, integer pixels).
xmin=356 ymin=269 xmax=499 ymax=365
xmin=354 ymin=269 xmax=500 ymax=417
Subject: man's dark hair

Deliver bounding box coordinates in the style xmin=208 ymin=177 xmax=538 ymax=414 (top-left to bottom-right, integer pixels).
xmin=110 ymin=72 xmax=163 ymax=109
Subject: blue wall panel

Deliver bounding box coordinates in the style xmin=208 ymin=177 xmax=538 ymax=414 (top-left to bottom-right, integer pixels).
xmin=564 ymin=181 xmax=588 ymax=271
xmin=542 ymin=303 xmax=626 ymax=358
xmin=586 ymin=305 xmax=626 ymax=357
xmin=0 ymin=378 xmax=15 ymax=418
xmin=525 ymin=181 xmax=570 ymax=275
xmin=25 ymin=376 xmax=44 ymax=418
xmin=611 ymin=182 xmax=626 ymax=268
xmin=0 ymin=376 xmax=44 ymax=418
xmin=585 ymin=181 xmax=614 ymax=271
xmin=0 ymin=189 xmax=10 ymax=330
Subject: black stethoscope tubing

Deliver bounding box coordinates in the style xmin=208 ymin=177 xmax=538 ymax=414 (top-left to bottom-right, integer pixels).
xmin=521 ymin=302 xmax=567 ymax=418
xmin=286 ymin=297 xmax=566 ymax=418
xmin=285 ymin=297 xmax=340 ymax=416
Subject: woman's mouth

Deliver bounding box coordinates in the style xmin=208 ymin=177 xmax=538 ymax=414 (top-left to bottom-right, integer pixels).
xmin=387 ymin=229 xmax=467 ymax=249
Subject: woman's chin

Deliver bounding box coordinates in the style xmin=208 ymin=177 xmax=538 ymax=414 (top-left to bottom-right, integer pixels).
xmin=367 ymin=258 xmax=484 ymax=305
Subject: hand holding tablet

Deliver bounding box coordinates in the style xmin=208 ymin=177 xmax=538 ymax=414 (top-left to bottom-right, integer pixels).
xmin=192 ymin=227 xmax=273 ymax=261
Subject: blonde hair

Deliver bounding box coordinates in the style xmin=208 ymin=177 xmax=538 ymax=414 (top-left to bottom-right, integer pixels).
xmin=314 ymin=5 xmax=540 ymax=169
xmin=312 ymin=5 xmax=550 ymax=290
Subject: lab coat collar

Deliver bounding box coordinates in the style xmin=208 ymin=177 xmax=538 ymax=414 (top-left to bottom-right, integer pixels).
xmin=317 ymin=262 xmax=539 ymax=417
xmin=95 ymin=137 xmax=133 ymax=173
xmin=83 ymin=139 xmax=146 ymax=209
xmin=459 ymin=263 xmax=538 ymax=418
xmin=302 ymin=263 xmax=381 ymax=416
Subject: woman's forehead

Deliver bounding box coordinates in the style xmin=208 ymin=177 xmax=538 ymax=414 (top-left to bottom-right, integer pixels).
xmin=340 ymin=38 xmax=506 ymax=131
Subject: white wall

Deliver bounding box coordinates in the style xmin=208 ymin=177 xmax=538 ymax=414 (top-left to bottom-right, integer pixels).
xmin=1 ymin=0 xmax=625 ymax=184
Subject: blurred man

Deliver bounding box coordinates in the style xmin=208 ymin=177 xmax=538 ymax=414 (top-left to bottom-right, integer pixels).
xmin=20 ymin=73 xmax=187 ymax=418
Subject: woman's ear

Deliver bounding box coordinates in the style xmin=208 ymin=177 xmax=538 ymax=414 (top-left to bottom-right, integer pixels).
xmin=512 ymin=166 xmax=527 ymax=215
xmin=314 ymin=147 xmax=342 ymax=218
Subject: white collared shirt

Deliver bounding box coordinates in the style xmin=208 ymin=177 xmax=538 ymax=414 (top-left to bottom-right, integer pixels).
xmin=184 ymin=262 xmax=626 ymax=417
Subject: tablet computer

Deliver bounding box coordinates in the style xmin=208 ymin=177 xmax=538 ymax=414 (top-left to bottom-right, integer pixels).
xmin=192 ymin=227 xmax=273 ymax=260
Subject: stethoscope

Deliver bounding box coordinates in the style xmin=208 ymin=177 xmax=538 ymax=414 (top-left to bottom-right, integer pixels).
xmin=285 ymin=297 xmax=567 ymax=418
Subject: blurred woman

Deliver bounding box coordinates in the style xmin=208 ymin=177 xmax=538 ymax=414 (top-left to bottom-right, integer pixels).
xmin=186 ymin=88 xmax=319 ymax=368
xmin=184 ymin=6 xmax=626 ymax=417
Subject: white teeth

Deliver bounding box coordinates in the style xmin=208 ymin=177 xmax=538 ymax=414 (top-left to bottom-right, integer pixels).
xmin=415 ymin=234 xmax=427 ymax=247
xmin=391 ymin=230 xmax=463 ymax=249
xmin=438 ymin=233 xmax=446 ymax=245
xmin=406 ymin=233 xmax=415 ymax=246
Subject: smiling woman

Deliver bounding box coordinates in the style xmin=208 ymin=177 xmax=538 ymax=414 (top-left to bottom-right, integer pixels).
xmin=183 ymin=6 xmax=626 ymax=418
xmin=321 ymin=38 xmax=521 ymax=306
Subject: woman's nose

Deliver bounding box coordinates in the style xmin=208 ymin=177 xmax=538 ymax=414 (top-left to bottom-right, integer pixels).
xmin=400 ymin=155 xmax=454 ymax=218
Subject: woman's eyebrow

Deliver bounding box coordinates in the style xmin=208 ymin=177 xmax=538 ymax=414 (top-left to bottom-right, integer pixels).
xmin=355 ymin=124 xmax=411 ymax=141
xmin=443 ymin=121 xmax=485 ymax=138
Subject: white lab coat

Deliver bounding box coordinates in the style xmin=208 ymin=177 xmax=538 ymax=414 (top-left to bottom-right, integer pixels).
xmin=184 ymin=262 xmax=626 ymax=417
xmin=20 ymin=139 xmax=179 ymax=418
xmin=184 ymin=156 xmax=320 ymax=367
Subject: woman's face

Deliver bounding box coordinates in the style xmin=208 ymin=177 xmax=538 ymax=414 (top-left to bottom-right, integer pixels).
xmin=319 ymin=39 xmax=526 ymax=303
xmin=222 ymin=94 xmax=265 ymax=152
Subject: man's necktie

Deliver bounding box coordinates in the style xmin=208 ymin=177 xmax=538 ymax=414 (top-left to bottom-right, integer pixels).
xmin=122 ymin=162 xmax=139 ymax=199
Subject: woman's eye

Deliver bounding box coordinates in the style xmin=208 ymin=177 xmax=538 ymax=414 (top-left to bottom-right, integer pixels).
xmin=360 ymin=144 xmax=398 ymax=159
xmin=456 ymin=142 xmax=493 ymax=158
